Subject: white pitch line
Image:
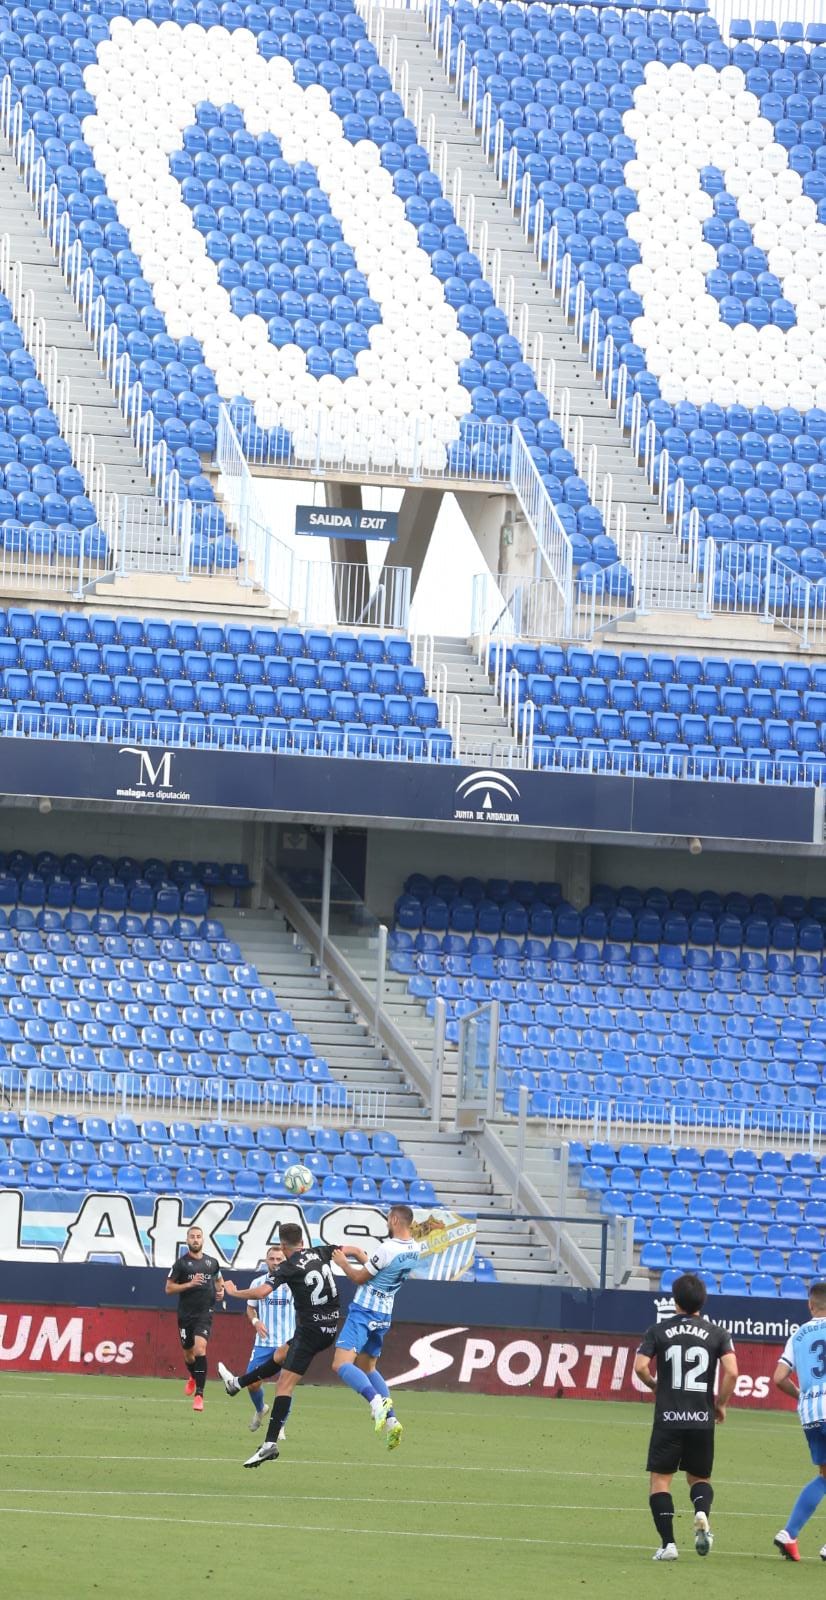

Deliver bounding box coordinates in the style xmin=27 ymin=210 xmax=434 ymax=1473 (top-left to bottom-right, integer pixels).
xmin=0 ymin=1450 xmax=804 ymax=1492
xmin=0 ymin=1487 xmax=793 ymax=1519
xmin=0 ymin=1504 xmax=780 ymax=1557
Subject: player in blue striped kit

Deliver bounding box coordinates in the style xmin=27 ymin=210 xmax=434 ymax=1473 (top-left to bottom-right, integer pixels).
xmin=244 ymin=1245 xmax=296 ymax=1435
xmin=332 ymin=1205 xmax=421 ymax=1451
xmin=774 ymin=1282 xmax=826 ymax=1561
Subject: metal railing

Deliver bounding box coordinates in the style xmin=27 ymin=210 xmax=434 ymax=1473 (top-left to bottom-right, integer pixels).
xmin=225 ymin=399 xmax=513 ymax=487
xmin=0 ymin=82 xmax=199 ymax=559
xmin=216 ymin=406 xmax=413 ymax=627
xmin=14 ymin=1072 xmax=388 ymax=1129
xmin=521 ymin=1100 xmax=826 ymax=1160
xmin=709 ymin=0 xmax=826 ymax=35
xmin=509 ymin=423 xmax=574 ymax=628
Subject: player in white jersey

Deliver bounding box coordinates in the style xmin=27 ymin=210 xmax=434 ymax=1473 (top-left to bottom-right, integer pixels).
xmin=773 ymin=1281 xmax=826 ymax=1561
xmin=244 ymin=1245 xmax=297 ymax=1435
xmin=332 ymin=1204 xmax=421 ymax=1451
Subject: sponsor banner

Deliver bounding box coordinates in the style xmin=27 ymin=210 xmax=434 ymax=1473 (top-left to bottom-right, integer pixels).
xmin=0 ymin=1308 xmax=798 ymax=1413
xmin=0 ymin=738 xmax=814 ymax=845
xmin=0 ymin=1303 xmax=251 ymax=1377
xmin=0 ymin=1190 xmax=474 ymax=1283
xmin=294 ymin=506 xmax=399 ymax=541
xmin=381 ymin=1324 xmax=798 ymax=1411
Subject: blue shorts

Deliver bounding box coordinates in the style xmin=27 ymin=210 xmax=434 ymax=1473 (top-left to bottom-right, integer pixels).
xmin=246 ymin=1345 xmax=280 ymax=1375
xmin=804 ymin=1422 xmax=826 ymax=1465
xmin=336 ymin=1304 xmax=391 ymax=1360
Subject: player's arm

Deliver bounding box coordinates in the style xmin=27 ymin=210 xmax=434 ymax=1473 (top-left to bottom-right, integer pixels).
xmin=332 ymin=1247 xmax=372 ymax=1285
xmin=773 ymin=1358 xmax=801 ymax=1402
xmin=633 ymin=1353 xmax=657 ymax=1392
xmin=714 ymin=1350 xmax=739 ymax=1422
xmin=224 ymin=1278 xmax=276 ymax=1301
xmin=246 ymin=1278 xmax=268 ymax=1337
xmin=164 ymin=1263 xmax=201 ymax=1296
xmin=634 ymin=1326 xmax=657 ymax=1393
xmin=213 ymin=1264 xmax=225 ymax=1303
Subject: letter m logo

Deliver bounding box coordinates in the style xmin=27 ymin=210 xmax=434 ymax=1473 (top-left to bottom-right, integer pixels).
xmin=120 ymin=747 xmax=174 ymax=789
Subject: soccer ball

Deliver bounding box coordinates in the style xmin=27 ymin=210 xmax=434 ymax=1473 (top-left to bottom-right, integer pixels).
xmin=283 ymin=1163 xmax=314 ymax=1195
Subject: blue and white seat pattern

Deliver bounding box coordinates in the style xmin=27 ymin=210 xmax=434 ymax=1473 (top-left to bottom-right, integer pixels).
xmin=391 ymin=873 xmax=826 ymax=1120
xmin=0 ymin=290 xmax=103 ymax=561
xmin=444 ymin=2 xmax=826 ymax=589
xmin=0 ymin=606 xmax=448 ymax=757
xmin=572 ymin=1137 xmax=826 ymax=1300
xmin=499 ymin=639 xmax=826 ymax=783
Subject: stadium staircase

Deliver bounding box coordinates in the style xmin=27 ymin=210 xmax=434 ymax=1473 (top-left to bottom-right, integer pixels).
xmin=229 ymin=905 xmax=562 ymax=1283
xmin=388 ymin=9 xmax=696 ymax=613
xmin=432 ymin=633 xmax=515 ymax=754
xmin=495 ymin=1122 xmax=643 ymax=1289
xmin=0 ymin=150 xmax=163 ymax=552
xmin=0 ymin=151 xmax=281 ymax=619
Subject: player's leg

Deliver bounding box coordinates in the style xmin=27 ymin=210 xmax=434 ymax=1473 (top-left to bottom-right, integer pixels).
xmin=244 ymin=1330 xmax=325 ymax=1467
xmin=333 ymin=1309 xmax=389 ymax=1426
xmin=190 ymin=1330 xmax=209 ymax=1409
xmin=646 ymin=1427 xmax=681 ymax=1559
xmin=685 ymin=1476 xmax=714 ymax=1556
xmin=684 ymin=1431 xmax=715 ymax=1556
xmin=245 ymin=1346 xmax=274 ymax=1429
xmin=775 ymin=1429 xmax=826 ymax=1561
xmin=220 ymin=1340 xmax=289 ymax=1396
xmin=356 ymin=1341 xmax=402 ymax=1448
xmin=179 ymin=1323 xmax=197 ymax=1397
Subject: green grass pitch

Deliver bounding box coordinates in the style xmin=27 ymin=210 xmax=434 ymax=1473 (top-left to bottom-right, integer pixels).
xmin=0 ymin=1375 xmax=823 ymax=1599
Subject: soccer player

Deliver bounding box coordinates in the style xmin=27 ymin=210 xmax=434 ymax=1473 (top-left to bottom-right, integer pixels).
xmin=634 ymin=1272 xmax=738 ymax=1562
xmin=164 ymin=1224 xmax=224 ymax=1412
xmin=331 ymin=1203 xmax=421 ymax=1450
xmin=243 ymin=1244 xmax=296 ymax=1434
xmin=773 ymin=1280 xmax=826 ymax=1561
xmin=219 ymin=1222 xmax=341 ymax=1468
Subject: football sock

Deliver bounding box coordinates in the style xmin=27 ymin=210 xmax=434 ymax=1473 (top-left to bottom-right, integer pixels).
xmin=239 ymin=1355 xmax=280 ymax=1389
xmin=650 ymin=1493 xmax=675 ymax=1547
xmin=337 ymin=1362 xmax=378 ymax=1404
xmin=690 ymin=1482 xmax=713 ymax=1520
xmin=265 ymin=1395 xmax=292 ymax=1445
xmin=369 ymin=1369 xmax=396 ymax=1419
xmin=787 ymin=1477 xmax=826 ymax=1538
xmin=249 ymin=1384 xmax=266 ymax=1414
xmin=192 ymin=1354 xmax=207 ymax=1396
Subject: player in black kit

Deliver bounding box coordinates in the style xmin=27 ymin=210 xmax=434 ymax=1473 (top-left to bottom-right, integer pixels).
xmin=634 ymin=1273 xmax=738 ymax=1562
xmin=219 ymin=1222 xmax=343 ymax=1468
xmin=165 ymin=1224 xmax=224 ymax=1411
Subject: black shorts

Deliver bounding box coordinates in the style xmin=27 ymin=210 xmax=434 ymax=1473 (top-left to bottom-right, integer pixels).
xmin=178 ymin=1315 xmax=213 ymax=1349
xmin=282 ymin=1323 xmax=337 ymax=1376
xmin=646 ymin=1423 xmax=715 ymax=1479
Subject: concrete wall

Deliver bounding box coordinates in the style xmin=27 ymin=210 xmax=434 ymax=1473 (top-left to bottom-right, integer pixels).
xmin=364 ymin=829 xmax=826 ymax=919
xmin=364 ymin=829 xmax=560 ymax=918
xmin=589 ymin=844 xmax=826 ymax=901
xmin=0 ymin=806 xmax=246 ymax=865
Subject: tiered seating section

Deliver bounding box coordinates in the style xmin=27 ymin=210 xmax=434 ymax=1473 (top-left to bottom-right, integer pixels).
xmin=445 ymin=1 xmax=826 ymax=597
xmin=0 ymin=1110 xmax=437 ymax=1207
xmin=0 ymin=0 xmax=625 ymax=579
xmin=0 ymin=291 xmax=103 ymax=561
xmin=570 ymin=1137 xmax=826 ymax=1299
xmin=0 ymin=608 xmax=448 ymax=756
xmin=497 ymin=640 xmax=826 ymax=781
xmin=392 ymin=875 xmax=826 ymax=1119
xmin=0 ymin=852 xmax=351 ymax=1108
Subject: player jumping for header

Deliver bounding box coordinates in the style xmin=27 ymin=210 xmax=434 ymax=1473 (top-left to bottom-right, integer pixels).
xmin=332 ymin=1204 xmax=421 ymax=1450
xmin=164 ymin=1224 xmax=224 ymax=1412
xmin=219 ymin=1222 xmax=343 ymax=1468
